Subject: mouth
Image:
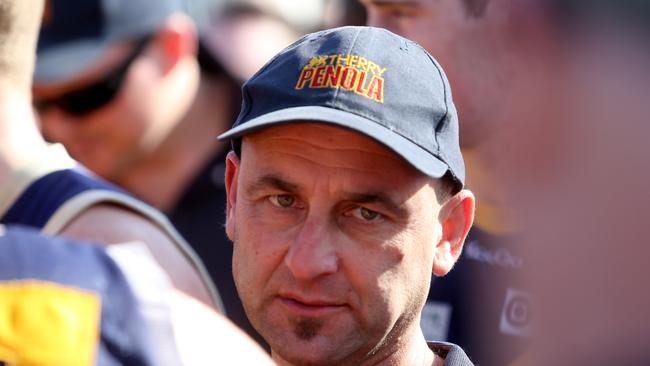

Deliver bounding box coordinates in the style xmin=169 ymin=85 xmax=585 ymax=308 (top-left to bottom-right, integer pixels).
xmin=277 ymin=295 xmax=347 ymax=317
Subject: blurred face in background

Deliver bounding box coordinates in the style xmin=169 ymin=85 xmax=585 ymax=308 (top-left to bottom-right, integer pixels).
xmin=33 ymin=17 xmax=198 ymax=183
xmin=362 ymin=0 xmax=516 ymax=147
xmin=492 ymin=5 xmax=650 ymax=364
xmin=33 ymin=38 xmax=163 ymax=180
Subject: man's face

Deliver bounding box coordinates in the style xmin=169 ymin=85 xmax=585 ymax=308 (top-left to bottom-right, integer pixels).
xmin=32 ymin=40 xmax=162 ymax=181
xmin=225 ymin=123 xmax=445 ymax=365
xmin=361 ymin=0 xmax=513 ymax=147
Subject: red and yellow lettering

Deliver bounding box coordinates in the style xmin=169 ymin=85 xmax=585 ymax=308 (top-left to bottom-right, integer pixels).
xmin=355 ymin=71 xmax=368 ymax=95
xmin=310 ymin=67 xmax=327 ymax=88
xmin=296 ymin=55 xmax=386 ymax=103
xmin=295 ymin=68 xmax=315 ymax=90
xmin=366 ymin=77 xmax=384 ymax=103
xmin=324 ymin=66 xmax=342 ymax=88
xmin=341 ymin=67 xmax=357 ymax=90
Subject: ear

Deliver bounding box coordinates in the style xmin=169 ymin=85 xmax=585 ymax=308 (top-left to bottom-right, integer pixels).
xmin=224 ymin=151 xmax=241 ymax=241
xmin=148 ymin=13 xmax=197 ymax=75
xmin=432 ymin=189 xmax=475 ymax=277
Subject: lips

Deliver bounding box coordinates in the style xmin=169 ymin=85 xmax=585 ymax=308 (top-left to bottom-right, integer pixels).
xmin=277 ymin=294 xmax=347 ymax=317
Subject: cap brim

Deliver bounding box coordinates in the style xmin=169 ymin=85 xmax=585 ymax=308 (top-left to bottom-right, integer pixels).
xmin=35 ymin=40 xmax=110 ymax=83
xmin=218 ymin=106 xmax=449 ymax=179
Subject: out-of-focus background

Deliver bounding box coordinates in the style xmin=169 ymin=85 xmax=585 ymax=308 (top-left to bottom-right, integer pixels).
xmin=25 ymin=0 xmax=650 ymax=364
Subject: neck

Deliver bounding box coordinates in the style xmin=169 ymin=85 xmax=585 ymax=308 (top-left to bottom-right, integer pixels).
xmin=373 ymin=326 xmax=439 ymax=366
xmin=0 ymin=84 xmax=48 ymax=183
xmin=114 ymin=76 xmax=234 ymax=212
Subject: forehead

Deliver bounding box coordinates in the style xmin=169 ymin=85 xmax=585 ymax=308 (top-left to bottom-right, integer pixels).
xmin=240 ymin=122 xmax=425 ymax=179
xmin=239 ymin=123 xmax=439 ymax=205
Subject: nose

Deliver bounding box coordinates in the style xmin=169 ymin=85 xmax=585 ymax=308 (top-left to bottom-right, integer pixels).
xmin=284 ymin=216 xmax=339 ymax=282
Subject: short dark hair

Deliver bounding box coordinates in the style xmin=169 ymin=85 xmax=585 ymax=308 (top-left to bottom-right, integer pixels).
xmin=434 ymin=171 xmax=461 ymax=203
xmin=461 ymin=0 xmax=490 ymax=18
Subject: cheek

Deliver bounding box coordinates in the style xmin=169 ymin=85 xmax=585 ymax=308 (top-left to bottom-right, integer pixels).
xmin=358 ymin=227 xmax=431 ymax=304
xmin=389 ymin=225 xmax=435 ymax=300
xmin=111 ymin=68 xmax=160 ymax=143
xmin=231 ymin=204 xmax=288 ymax=288
xmin=350 ymin=233 xmax=431 ymax=329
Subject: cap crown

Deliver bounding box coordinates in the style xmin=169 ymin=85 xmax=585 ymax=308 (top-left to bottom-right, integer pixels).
xmin=233 ymin=26 xmax=465 ymax=185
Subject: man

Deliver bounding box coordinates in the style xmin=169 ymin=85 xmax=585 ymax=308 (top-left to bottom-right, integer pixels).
xmin=0 ymin=0 xmax=217 ymax=310
xmin=0 ymin=225 xmax=276 ymax=365
xmin=220 ymin=26 xmax=476 ymax=365
xmin=0 ymin=2 xmax=274 ymax=362
xmin=361 ymin=1 xmax=529 ymax=364
xmin=30 ymin=0 xmax=265 ymax=341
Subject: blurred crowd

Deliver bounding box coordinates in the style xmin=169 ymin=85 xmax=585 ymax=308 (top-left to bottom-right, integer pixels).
xmin=0 ymin=0 xmax=648 ymax=365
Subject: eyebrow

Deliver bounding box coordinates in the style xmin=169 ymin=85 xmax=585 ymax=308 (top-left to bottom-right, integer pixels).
xmin=246 ymin=174 xmax=301 ymax=197
xmin=341 ymin=192 xmax=409 ymax=218
xmin=245 ymin=174 xmax=409 ymax=217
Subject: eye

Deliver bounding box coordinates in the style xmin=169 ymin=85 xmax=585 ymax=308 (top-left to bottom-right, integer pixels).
xmin=269 ymin=194 xmax=296 ymax=208
xmin=352 ymin=207 xmax=382 ymax=222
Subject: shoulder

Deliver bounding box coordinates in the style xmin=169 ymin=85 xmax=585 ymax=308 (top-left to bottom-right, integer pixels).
xmin=0 ymin=226 xmax=157 ymax=366
xmin=59 ymin=203 xmax=173 ymax=247
xmin=60 ymin=203 xmax=218 ymax=308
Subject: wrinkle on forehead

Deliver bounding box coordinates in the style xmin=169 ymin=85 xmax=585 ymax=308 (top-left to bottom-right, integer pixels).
xmin=243 ymin=123 xmax=418 ymax=175
xmin=239 ymin=123 xmax=437 ymax=205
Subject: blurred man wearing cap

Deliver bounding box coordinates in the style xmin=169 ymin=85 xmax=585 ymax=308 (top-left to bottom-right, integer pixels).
xmin=1 ymin=0 xmax=219 ymax=310
xmin=31 ymin=0 xmax=266 ymax=342
xmin=0 ymin=1 xmax=274 ymax=363
xmin=361 ymin=2 xmax=530 ymax=364
xmin=220 ymin=26 xmax=476 ymax=365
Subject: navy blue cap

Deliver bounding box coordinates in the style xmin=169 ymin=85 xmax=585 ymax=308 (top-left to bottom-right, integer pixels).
xmin=35 ymin=0 xmax=184 ymax=83
xmin=218 ymin=26 xmax=465 ymax=187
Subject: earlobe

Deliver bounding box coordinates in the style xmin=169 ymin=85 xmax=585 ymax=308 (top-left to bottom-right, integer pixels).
xmin=432 ymin=190 xmax=476 ymax=277
xmin=224 ymin=151 xmax=240 ymax=241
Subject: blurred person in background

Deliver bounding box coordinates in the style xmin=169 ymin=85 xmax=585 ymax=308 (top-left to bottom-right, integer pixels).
xmin=362 ymin=1 xmax=530 ymax=365
xmin=201 ymin=0 xmax=303 ymax=83
xmin=0 ymin=225 xmax=158 ymax=365
xmin=488 ymin=0 xmax=650 ymax=364
xmin=0 ymin=0 xmax=273 ymax=363
xmin=0 ymin=0 xmax=218 ymax=308
xmin=323 ymin=0 xmax=367 ymax=28
xmin=0 ymin=226 xmax=275 ymax=365
xmin=31 ymin=0 xmax=266 ymax=344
